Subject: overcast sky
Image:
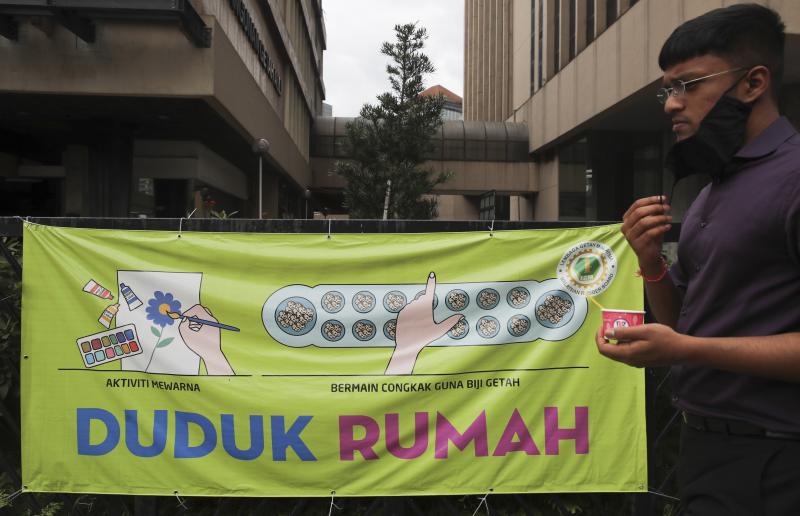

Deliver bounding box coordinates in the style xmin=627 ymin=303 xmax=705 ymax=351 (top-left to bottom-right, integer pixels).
xmin=322 ymin=0 xmax=464 ymax=117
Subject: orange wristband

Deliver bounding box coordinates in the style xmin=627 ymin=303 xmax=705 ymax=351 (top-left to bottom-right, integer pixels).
xmin=637 ymin=257 xmax=668 ymax=283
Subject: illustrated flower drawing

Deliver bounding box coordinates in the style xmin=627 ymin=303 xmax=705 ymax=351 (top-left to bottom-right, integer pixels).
xmin=144 ymin=291 xmax=182 ymax=371
xmin=147 ymin=291 xmax=181 ymax=327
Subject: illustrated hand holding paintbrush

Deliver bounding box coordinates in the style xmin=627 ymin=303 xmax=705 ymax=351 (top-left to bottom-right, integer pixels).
xmin=173 ymin=305 xmax=236 ymax=375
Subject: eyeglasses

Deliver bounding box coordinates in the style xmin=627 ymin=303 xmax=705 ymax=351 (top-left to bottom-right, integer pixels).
xmin=656 ymin=67 xmax=746 ymax=104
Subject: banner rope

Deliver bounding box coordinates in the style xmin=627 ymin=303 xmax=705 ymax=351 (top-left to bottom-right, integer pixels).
xmin=489 ymin=220 xmax=494 ymax=237
xmin=328 ymin=490 xmax=340 ymax=516
xmin=1 ymin=487 xmax=24 ymax=506
xmin=327 ymin=218 xmax=332 ymax=240
xmin=648 ymin=488 xmax=680 ymax=502
xmin=471 ymin=487 xmax=493 ymax=516
xmin=13 ymin=215 xmax=38 ymax=226
xmin=174 ymin=491 xmax=188 ymax=510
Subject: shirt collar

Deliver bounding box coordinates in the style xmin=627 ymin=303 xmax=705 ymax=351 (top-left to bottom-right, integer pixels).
xmin=735 ymin=116 xmax=798 ymax=160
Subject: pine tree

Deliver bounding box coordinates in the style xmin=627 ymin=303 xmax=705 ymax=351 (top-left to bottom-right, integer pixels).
xmin=335 ymin=22 xmax=450 ymax=219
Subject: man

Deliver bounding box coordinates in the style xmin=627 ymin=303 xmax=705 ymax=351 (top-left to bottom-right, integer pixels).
xmin=595 ymin=4 xmax=800 ymax=515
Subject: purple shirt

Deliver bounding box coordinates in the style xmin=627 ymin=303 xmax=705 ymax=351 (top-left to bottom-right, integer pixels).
xmin=670 ymin=116 xmax=800 ymax=432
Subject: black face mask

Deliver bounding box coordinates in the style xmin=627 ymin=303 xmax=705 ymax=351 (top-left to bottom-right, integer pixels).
xmin=663 ymin=84 xmax=753 ymax=200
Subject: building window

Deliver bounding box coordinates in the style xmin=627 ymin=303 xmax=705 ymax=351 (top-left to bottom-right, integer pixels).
xmin=480 ymin=190 xmax=496 ymax=220
xmin=569 ymin=0 xmax=576 ymax=60
xmin=538 ymin=0 xmax=544 ymax=88
xmin=480 ymin=191 xmax=510 ymax=221
xmin=554 ymin=0 xmax=561 ymax=72
xmin=606 ymin=0 xmax=618 ymax=26
xmin=558 ymin=137 xmax=593 ymax=220
xmin=586 ymin=0 xmax=595 ymax=45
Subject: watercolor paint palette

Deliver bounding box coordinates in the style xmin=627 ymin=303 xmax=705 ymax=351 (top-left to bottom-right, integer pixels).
xmin=76 ymin=324 xmax=142 ymax=368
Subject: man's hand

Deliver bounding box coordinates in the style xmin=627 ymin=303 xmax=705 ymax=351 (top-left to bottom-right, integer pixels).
xmin=595 ymin=323 xmax=693 ymax=368
xmin=622 ymin=196 xmax=672 ymax=274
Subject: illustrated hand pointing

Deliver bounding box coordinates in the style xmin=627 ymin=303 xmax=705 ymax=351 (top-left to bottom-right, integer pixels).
xmin=385 ymin=272 xmax=462 ymax=375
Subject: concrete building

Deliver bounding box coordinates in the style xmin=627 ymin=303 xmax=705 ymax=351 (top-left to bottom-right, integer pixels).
xmin=465 ymin=0 xmax=800 ymax=221
xmin=310 ymin=118 xmax=536 ymax=220
xmin=421 ymin=84 xmax=464 ymax=120
xmin=0 ymin=0 xmax=326 ymax=219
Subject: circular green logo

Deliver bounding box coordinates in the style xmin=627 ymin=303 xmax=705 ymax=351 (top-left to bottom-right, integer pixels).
xmin=557 ymin=241 xmax=617 ymax=297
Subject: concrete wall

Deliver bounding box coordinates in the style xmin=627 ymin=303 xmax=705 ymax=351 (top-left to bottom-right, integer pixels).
xmin=132 ymin=140 xmax=248 ymax=200
xmin=194 ymin=0 xmax=286 ymax=108
xmin=311 ymin=157 xmax=538 ymax=195
xmin=509 ymin=194 xmax=534 ymax=220
xmin=534 ymin=155 xmax=558 ymax=220
xmin=435 ymin=194 xmax=480 ymax=220
xmin=194 ymin=0 xmax=318 ymax=159
xmin=426 ymin=160 xmax=538 ymax=194
xmin=511 ymin=0 xmax=532 ymax=112
xmin=0 ymin=20 xmax=214 ymax=97
xmin=210 ymin=19 xmax=312 ymax=187
xmin=464 ymin=0 xmax=514 ymax=121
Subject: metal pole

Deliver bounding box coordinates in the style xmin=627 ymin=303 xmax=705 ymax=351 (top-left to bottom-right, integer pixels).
xmin=303 ymin=188 xmax=311 ymax=220
xmin=382 ymin=179 xmax=392 ymax=220
xmin=252 ymin=138 xmax=269 ymax=219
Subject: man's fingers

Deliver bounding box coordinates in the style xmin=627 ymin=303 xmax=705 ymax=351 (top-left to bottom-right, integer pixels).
xmin=630 ymin=202 xmax=671 ymax=221
xmin=595 ymin=328 xmax=630 ymax=361
xmin=623 ymin=208 xmax=671 ymax=242
xmin=604 ymin=324 xmax=651 ymax=342
xmin=623 ymin=196 xmax=669 ymax=220
xmin=625 ymin=205 xmax=671 ymax=234
xmin=623 ymin=196 xmax=661 ymax=220
xmin=596 ymin=328 xmax=646 ymax=366
xmin=627 ymin=216 xmax=672 ymax=243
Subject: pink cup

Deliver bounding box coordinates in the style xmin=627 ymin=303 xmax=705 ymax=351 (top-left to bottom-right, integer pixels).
xmin=602 ymin=309 xmax=645 ymax=338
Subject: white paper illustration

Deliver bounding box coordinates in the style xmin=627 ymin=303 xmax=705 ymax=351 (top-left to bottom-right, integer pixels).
xmin=116 ymin=271 xmax=203 ymax=375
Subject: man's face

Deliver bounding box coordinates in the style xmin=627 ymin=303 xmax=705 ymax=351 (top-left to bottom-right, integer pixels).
xmin=661 ymin=54 xmax=744 ymax=141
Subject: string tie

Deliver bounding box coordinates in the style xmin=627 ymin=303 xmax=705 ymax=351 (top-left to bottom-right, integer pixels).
xmin=471 ymin=488 xmax=493 ymax=516
xmin=2 ymin=487 xmax=24 ymax=506
xmin=174 ymin=491 xmax=188 ymax=510
xmin=328 ymin=490 xmax=340 ymax=516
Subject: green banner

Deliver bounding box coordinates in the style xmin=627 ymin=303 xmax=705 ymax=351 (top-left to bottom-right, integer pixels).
xmin=21 ymin=222 xmax=646 ymax=497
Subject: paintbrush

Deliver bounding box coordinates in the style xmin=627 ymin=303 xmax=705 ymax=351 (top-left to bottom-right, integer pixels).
xmin=167 ymin=311 xmax=240 ymax=332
